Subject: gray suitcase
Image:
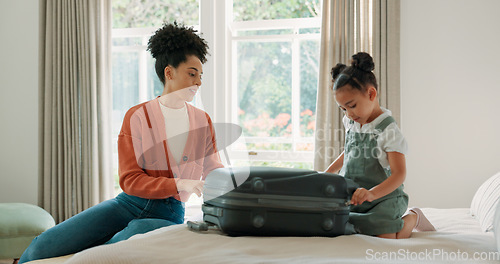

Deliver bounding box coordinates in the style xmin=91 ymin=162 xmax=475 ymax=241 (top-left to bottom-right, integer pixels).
xmin=188 ymin=166 xmax=357 ymax=237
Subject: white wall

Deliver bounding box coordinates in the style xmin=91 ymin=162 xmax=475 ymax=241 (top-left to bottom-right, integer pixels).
xmin=401 ymin=0 xmax=500 ymax=208
xmin=0 ymin=0 xmax=39 ymax=204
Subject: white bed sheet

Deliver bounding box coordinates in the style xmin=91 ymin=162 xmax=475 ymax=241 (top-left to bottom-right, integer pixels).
xmin=29 ymin=208 xmax=499 ymax=264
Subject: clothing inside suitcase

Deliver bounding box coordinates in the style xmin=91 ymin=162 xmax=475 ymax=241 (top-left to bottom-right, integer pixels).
xmin=188 ymin=166 xmax=357 ymax=236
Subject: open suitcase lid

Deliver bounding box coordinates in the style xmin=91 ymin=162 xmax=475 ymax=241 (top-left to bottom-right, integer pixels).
xmin=203 ymin=166 xmax=358 ymax=202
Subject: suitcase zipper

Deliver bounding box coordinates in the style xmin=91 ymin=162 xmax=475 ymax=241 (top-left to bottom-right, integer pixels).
xmin=205 ymin=193 xmax=348 ymax=212
xmin=221 ymin=191 xmax=347 ymax=203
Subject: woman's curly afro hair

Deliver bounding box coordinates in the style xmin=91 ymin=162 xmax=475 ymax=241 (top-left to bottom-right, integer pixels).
xmin=147 ymin=21 xmax=209 ymax=84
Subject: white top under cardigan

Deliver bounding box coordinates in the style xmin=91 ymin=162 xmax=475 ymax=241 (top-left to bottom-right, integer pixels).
xmin=342 ymin=107 xmax=408 ymax=169
xmin=159 ymin=101 xmax=190 ymax=165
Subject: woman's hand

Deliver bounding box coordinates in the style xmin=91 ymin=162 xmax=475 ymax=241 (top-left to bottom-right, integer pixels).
xmin=176 ymin=179 xmax=205 ymax=197
xmin=350 ymin=188 xmax=375 ymax=206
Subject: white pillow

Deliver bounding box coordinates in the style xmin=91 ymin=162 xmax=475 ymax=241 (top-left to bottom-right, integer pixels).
xmin=493 ymin=200 xmax=500 ymax=253
xmin=471 ymin=172 xmax=500 ymax=232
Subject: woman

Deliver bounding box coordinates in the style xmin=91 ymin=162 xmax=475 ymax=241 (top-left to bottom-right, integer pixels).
xmin=19 ymin=22 xmax=223 ymax=263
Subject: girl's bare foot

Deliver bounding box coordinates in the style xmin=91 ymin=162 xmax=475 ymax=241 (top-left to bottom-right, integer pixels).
xmin=396 ymin=211 xmax=417 ymax=239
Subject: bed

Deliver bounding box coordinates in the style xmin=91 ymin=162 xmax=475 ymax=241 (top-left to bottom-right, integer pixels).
xmin=27 ymin=207 xmax=499 ymax=264
xmin=26 ymin=171 xmax=500 ymax=264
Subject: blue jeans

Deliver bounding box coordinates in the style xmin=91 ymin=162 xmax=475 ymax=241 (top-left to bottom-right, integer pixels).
xmin=19 ymin=192 xmax=184 ymax=263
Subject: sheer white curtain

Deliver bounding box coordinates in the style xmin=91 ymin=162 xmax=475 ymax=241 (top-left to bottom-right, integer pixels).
xmin=314 ymin=0 xmax=400 ymax=171
xmin=38 ymin=0 xmax=113 ymax=223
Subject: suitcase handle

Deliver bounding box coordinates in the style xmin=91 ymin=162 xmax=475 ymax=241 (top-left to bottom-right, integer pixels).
xmin=187 ymin=221 xmax=209 ymax=231
xmin=345 ymin=179 xmax=359 ymax=206
xmin=345 ymin=179 xmax=359 ymax=196
xmin=188 ymin=220 xmax=224 ymax=232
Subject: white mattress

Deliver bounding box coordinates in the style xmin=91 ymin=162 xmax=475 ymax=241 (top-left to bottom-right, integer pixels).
xmin=28 ymin=208 xmax=499 ymax=264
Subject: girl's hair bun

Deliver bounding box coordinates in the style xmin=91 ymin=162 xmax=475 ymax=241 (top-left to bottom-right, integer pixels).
xmin=331 ymin=63 xmax=347 ymax=79
xmin=351 ymin=52 xmax=374 ymax=72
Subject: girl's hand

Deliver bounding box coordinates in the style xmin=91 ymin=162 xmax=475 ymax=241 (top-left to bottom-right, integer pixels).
xmin=176 ymin=179 xmax=205 ymax=197
xmin=350 ymin=188 xmax=375 ymax=206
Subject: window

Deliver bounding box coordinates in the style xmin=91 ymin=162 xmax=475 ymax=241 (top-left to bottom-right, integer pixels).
xmin=111 ymin=0 xmax=322 ymax=194
xmin=227 ymin=0 xmax=322 ymax=169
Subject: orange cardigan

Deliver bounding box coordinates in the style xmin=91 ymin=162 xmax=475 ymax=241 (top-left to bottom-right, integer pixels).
xmin=117 ymin=98 xmax=223 ymax=200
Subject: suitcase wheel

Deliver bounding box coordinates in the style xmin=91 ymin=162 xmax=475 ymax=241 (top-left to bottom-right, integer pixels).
xmin=252 ymin=178 xmax=265 ymax=192
xmin=253 ymin=214 xmax=265 ymax=228
xmin=322 ymin=218 xmax=334 ymax=231
xmin=324 ymin=184 xmax=336 ymax=197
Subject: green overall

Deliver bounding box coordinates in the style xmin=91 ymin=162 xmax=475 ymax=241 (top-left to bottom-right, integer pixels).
xmin=340 ymin=116 xmax=409 ymax=236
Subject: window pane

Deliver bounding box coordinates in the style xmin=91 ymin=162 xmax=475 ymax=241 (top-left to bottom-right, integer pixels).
xmin=112 ymin=0 xmax=199 ymax=28
xmin=112 ymin=51 xmax=139 ymax=194
xmin=237 ymin=29 xmax=293 ymax=37
xmin=233 ymin=0 xmax=321 ymax=21
xmin=112 ymin=52 xmax=139 ymax=134
xmin=112 ymin=37 xmax=142 ymax=46
xmin=299 ymin=39 xmax=319 ymax=139
xmin=237 ymin=41 xmax=292 ymax=150
xmin=147 ymin=55 xmax=164 ymax=99
xmin=245 ymin=143 xmax=292 ymax=151
xmin=299 ymin=28 xmax=321 ymax=34
xmin=233 ymin=160 xmax=313 ymax=170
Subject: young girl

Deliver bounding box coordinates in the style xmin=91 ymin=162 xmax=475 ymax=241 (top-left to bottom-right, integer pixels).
xmin=325 ymin=52 xmax=434 ymax=239
xmin=19 ymin=22 xmax=223 ymax=263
